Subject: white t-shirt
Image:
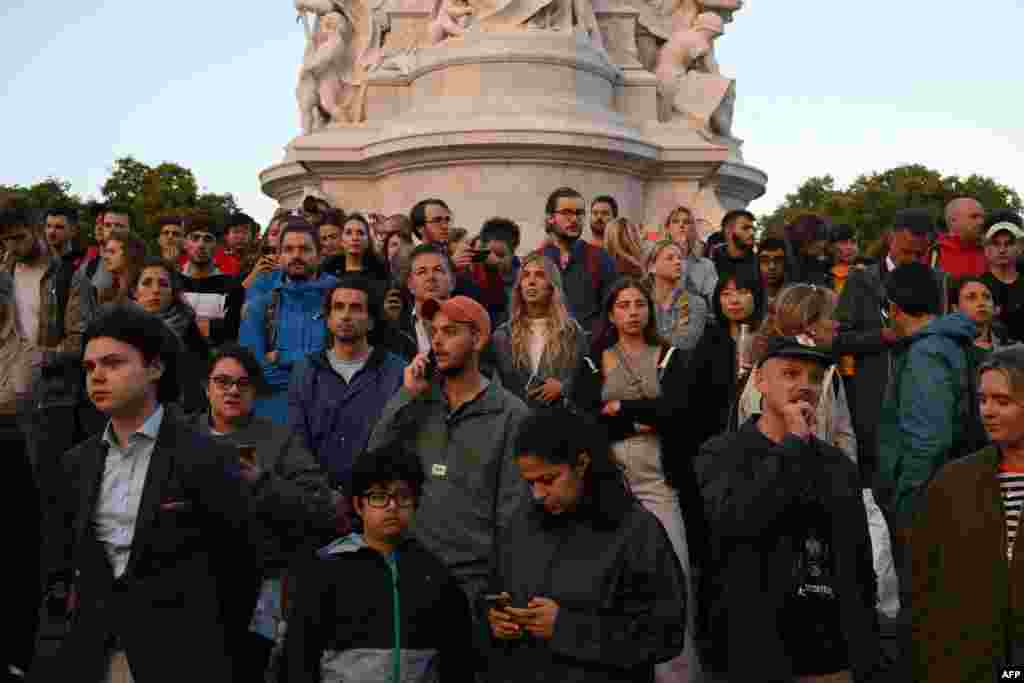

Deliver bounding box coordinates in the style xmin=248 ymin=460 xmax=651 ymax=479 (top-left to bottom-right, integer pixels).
xmin=528 ymin=318 xmax=548 ymax=373
xmin=14 ymin=260 xmax=46 ymax=343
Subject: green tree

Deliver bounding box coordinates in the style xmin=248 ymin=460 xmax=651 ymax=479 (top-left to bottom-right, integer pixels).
xmin=761 ymin=164 xmax=1023 ymax=246
xmin=0 ymin=177 xmax=81 ymax=211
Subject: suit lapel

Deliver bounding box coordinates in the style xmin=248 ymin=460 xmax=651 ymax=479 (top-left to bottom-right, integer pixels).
xmin=122 ymin=416 xmax=177 ymax=578
xmin=73 ymin=438 xmax=109 ymax=551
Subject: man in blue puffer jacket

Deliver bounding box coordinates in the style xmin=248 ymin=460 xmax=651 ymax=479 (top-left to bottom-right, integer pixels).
xmin=240 ymin=218 xmax=336 ymax=424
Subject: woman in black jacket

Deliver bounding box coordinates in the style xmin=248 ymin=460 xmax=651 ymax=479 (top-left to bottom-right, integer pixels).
xmin=320 ymin=213 xmax=390 ymax=283
xmin=678 ymin=266 xmax=767 ymax=459
xmin=569 ymin=276 xmax=698 ymax=683
xmin=487 ymin=408 xmax=687 ymax=683
xmin=131 ymin=258 xmax=209 ymax=414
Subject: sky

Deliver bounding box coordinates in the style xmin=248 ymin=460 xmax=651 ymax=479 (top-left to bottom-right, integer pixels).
xmin=1 ymin=0 xmax=1022 ymax=225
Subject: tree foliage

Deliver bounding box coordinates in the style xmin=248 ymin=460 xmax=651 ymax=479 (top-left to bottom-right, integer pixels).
xmin=761 ymin=164 xmax=1023 ymax=246
xmin=12 ymin=157 xmax=250 ymax=251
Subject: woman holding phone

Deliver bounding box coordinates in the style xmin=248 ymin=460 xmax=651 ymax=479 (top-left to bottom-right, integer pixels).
xmin=490 ymin=252 xmax=587 ymax=411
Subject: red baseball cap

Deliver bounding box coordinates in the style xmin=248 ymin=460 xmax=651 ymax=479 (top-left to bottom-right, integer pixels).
xmin=421 ymin=296 xmax=491 ymax=344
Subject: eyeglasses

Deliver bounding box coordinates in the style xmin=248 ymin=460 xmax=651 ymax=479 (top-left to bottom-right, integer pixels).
xmin=210 ymin=375 xmax=254 ymax=391
xmin=553 ymin=209 xmax=586 ymax=218
xmin=364 ymin=490 xmax=416 ymax=508
xmin=425 ymin=216 xmax=452 ymax=225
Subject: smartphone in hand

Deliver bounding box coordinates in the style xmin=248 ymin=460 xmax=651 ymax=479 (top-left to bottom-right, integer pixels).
xmin=423 ymin=350 xmax=438 ymax=381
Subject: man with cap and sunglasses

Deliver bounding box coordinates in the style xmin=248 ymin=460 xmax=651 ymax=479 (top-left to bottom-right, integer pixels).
xmin=980 ymin=211 xmax=1024 ymax=343
xmin=367 ymin=295 xmax=529 ymax=608
xmin=695 ymin=336 xmax=880 ymax=683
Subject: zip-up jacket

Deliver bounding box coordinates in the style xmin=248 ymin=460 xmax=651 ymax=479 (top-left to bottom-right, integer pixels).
xmin=285 ymin=533 xmax=476 ymax=683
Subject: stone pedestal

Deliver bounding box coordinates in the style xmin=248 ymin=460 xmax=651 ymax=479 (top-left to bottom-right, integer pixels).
xmin=261 ymin=24 xmax=765 ymax=249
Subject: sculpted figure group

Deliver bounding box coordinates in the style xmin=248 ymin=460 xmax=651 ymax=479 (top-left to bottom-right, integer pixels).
xmin=294 ymin=0 xmax=744 ymax=133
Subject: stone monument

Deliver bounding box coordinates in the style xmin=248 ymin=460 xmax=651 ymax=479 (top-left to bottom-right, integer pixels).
xmin=262 ymin=0 xmax=765 ymax=248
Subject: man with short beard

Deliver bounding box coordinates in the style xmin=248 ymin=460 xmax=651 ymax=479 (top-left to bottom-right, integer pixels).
xmin=181 ymin=217 xmax=244 ymax=345
xmin=757 ymin=236 xmax=788 ymax=307
xmin=155 ymin=213 xmax=185 ymax=265
xmin=540 ymin=187 xmax=617 ymax=335
xmin=368 ymin=295 xmax=529 ymax=608
xmin=710 ymin=209 xmax=759 ymax=284
xmin=44 ymin=207 xmax=82 ymax=261
xmin=589 ymin=195 xmax=618 ymax=249
xmin=289 ymin=275 xmax=406 ymax=492
xmin=240 ymin=218 xmax=337 ymax=424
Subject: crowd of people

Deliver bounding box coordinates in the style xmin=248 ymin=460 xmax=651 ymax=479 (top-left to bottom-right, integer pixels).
xmin=5 ymin=187 xmax=1024 ymax=683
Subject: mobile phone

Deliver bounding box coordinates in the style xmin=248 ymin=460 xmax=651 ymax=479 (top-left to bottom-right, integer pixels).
xmin=237 ymin=444 xmax=258 ymax=466
xmin=483 ymin=594 xmax=513 ymax=611
xmin=423 ymin=350 xmax=438 ymax=381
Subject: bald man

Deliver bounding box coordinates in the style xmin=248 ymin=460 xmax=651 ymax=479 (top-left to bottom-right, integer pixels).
xmin=937 ymin=197 xmax=987 ymax=277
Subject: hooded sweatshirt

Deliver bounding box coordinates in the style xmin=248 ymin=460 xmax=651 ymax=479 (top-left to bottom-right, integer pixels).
xmin=937 ymin=233 xmax=986 ymax=279
xmin=877 ymin=312 xmax=978 ymax=519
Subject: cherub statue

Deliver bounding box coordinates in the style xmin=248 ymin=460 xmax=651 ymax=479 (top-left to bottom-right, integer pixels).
xmin=654 ymin=11 xmax=735 ymax=135
xmin=428 ymin=0 xmax=474 ymax=45
xmin=295 ymin=0 xmax=381 ymax=132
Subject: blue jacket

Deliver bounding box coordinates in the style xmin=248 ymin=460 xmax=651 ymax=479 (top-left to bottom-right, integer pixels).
xmin=239 ymin=274 xmax=337 ymax=391
xmin=245 ymin=270 xmax=285 ymax=304
xmin=877 ymin=312 xmax=977 ymax=520
xmin=288 ymin=347 xmax=405 ymax=489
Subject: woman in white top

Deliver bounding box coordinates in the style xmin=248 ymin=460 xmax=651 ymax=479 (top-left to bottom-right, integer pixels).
xmin=490 ymin=252 xmax=588 ymax=411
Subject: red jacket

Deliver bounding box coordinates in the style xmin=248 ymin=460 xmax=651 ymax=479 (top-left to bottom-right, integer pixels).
xmin=937 ymin=233 xmax=986 ymax=278
xmin=214 ymin=248 xmax=242 ymax=277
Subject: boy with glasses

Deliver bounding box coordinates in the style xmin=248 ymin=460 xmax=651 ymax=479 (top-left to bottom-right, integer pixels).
xmin=285 ymin=444 xmax=476 ymax=683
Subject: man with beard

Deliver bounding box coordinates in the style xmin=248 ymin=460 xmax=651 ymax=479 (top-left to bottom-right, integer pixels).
xmin=367 ymin=295 xmax=529 ymax=610
xmin=180 ymin=216 xmax=244 ymax=346
xmin=540 ymin=187 xmax=617 ymax=336
xmin=44 ymin=207 xmax=83 ymax=262
xmin=588 ymin=195 xmax=618 ymax=250
xmin=289 ymin=275 xmax=406 ymax=492
xmin=710 ymin=209 xmax=758 ymax=284
xmin=240 ymin=218 xmax=337 ymax=424
xmin=695 ymin=336 xmax=880 ymax=683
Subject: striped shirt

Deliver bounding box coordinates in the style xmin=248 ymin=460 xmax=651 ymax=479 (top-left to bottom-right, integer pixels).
xmin=998 ymin=464 xmax=1024 ymax=562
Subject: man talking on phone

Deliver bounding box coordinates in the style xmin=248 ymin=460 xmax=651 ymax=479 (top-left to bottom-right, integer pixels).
xmin=367 ymin=296 xmax=529 ymax=610
xmin=694 ymin=336 xmax=880 ymax=683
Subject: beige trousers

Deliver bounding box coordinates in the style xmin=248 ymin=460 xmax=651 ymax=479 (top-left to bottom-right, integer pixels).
xmin=106 ymin=652 xmax=134 ymax=683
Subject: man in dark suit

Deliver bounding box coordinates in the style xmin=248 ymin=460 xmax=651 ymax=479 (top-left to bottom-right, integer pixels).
xmin=833 ymin=208 xmax=948 ymax=483
xmin=38 ymin=306 xmax=262 ymax=683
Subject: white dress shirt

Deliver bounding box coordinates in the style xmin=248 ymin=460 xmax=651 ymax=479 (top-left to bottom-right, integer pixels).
xmin=412 ymin=308 xmax=431 ymax=354
xmin=95 ymin=404 xmax=165 ymax=578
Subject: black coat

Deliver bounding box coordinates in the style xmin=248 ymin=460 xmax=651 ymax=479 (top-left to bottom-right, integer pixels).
xmin=38 ymin=412 xmax=263 ymax=683
xmin=570 ymin=342 xmax=710 ymax=578
xmin=7 ymin=432 xmax=40 ymax=677
xmin=285 ymin=535 xmax=476 ymax=683
xmin=488 ymin=500 xmax=687 ymax=683
xmin=677 ymin=322 xmax=739 ymax=454
xmin=694 ymin=419 xmax=880 ymax=682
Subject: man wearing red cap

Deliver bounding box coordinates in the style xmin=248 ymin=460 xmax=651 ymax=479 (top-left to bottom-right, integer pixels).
xmin=367 ymin=295 xmax=529 ymax=607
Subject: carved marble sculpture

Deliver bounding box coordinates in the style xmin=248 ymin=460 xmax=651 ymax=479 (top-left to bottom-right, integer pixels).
xmin=472 ymin=0 xmax=604 ymax=49
xmin=295 ymin=0 xmax=383 ymax=131
xmin=428 ymin=0 xmax=475 ymax=44
xmin=654 ymin=11 xmax=735 ymax=135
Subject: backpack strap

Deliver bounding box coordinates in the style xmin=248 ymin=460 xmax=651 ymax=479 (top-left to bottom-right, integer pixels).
xmin=657 ymin=346 xmax=677 ymax=383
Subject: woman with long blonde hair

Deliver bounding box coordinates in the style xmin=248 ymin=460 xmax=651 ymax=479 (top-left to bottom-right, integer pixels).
xmin=491 ymin=252 xmax=588 ymax=410
xmin=605 ymin=217 xmax=646 ymax=276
